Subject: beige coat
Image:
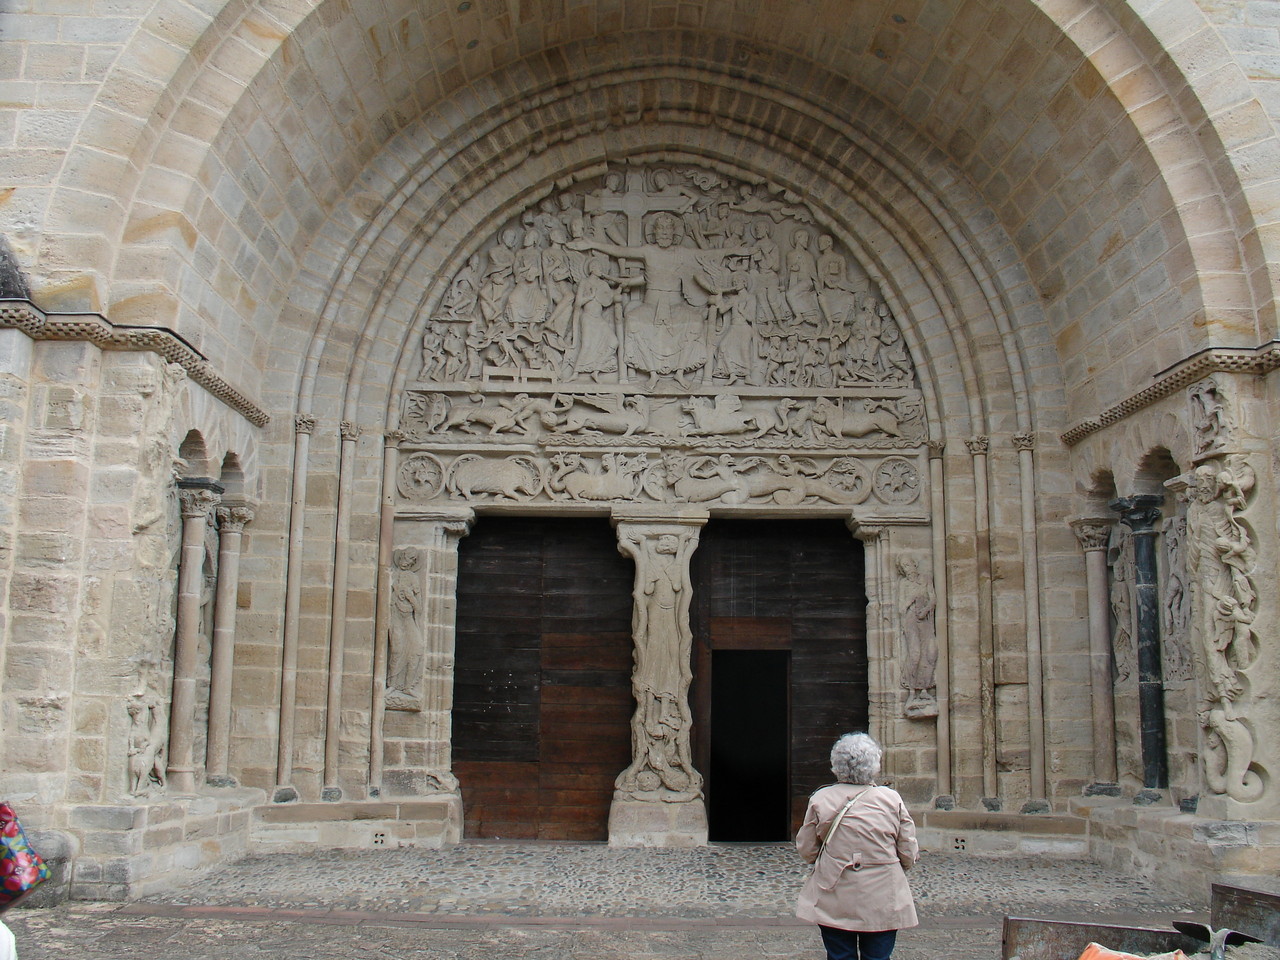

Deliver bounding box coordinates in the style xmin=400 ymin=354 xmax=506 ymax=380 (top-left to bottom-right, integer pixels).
xmin=795 ymin=783 xmax=919 ymax=932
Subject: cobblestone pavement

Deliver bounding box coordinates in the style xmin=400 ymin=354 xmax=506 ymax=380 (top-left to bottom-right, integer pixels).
xmin=5 ymin=844 xmax=1209 ymax=960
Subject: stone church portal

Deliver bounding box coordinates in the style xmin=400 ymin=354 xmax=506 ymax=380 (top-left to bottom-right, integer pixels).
xmin=3 ymin=0 xmax=1280 ymax=902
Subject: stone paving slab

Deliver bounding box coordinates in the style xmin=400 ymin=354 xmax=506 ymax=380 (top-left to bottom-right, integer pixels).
xmin=4 ymin=843 xmax=1209 ymax=960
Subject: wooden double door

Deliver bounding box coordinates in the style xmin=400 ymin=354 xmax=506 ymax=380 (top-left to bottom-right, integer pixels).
xmin=452 ymin=517 xmax=867 ymax=841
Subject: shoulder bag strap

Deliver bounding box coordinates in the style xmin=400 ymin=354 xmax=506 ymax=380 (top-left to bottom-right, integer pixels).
xmin=818 ymin=787 xmax=871 ymax=860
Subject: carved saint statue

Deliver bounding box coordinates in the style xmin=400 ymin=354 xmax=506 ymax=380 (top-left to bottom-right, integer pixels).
xmin=386 ymin=548 xmax=424 ymax=710
xmin=896 ymin=557 xmax=939 ymax=718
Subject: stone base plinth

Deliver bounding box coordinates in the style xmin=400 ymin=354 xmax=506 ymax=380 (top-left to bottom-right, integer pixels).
xmin=251 ymin=795 xmax=462 ymax=852
xmin=66 ymin=786 xmax=265 ymax=901
xmin=608 ymin=798 xmax=708 ymax=847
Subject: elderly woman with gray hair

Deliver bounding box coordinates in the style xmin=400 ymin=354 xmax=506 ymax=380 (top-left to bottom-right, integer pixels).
xmin=795 ymin=732 xmax=919 ymax=960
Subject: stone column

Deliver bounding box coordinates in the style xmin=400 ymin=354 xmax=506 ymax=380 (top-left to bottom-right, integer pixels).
xmin=1014 ymin=432 xmax=1047 ymax=803
xmin=967 ymin=435 xmax=998 ymax=804
xmin=205 ymin=502 xmax=254 ymax=786
xmin=322 ymin=420 xmax=359 ymax=801
xmin=608 ymin=508 xmax=708 ymax=847
xmin=274 ymin=413 xmax=315 ymax=802
xmin=928 ymin=441 xmax=952 ymax=800
xmin=849 ymin=521 xmax=891 ymax=751
xmin=1070 ymin=517 xmax=1119 ymax=791
xmin=1111 ymin=495 xmax=1167 ymax=790
xmin=168 ymin=480 xmax=222 ymax=795
xmin=381 ymin=508 xmax=473 ymax=799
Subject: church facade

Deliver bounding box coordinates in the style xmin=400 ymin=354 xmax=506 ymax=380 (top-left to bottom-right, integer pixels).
xmin=1 ymin=0 xmax=1278 ymax=899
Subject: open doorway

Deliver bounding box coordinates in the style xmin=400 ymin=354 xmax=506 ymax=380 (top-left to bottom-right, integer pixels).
xmin=693 ymin=519 xmax=868 ymax=839
xmin=709 ymin=649 xmax=790 ymax=840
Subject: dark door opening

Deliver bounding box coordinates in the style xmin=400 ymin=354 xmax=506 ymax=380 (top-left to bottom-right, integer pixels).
xmin=709 ymin=649 xmax=790 ymax=841
xmin=692 ymin=519 xmax=868 ymax=838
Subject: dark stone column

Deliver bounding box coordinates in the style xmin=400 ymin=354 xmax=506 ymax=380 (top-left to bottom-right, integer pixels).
xmin=1111 ymin=495 xmax=1167 ymax=790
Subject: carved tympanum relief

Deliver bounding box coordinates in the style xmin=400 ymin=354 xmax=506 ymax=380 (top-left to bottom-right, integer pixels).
xmin=396 ymin=163 xmax=927 ymax=511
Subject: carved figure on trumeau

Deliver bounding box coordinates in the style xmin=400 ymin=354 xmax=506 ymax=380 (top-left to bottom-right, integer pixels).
xmin=1161 ymin=516 xmax=1194 ymax=683
xmin=896 ymin=556 xmax=939 ymax=719
xmin=614 ymin=529 xmax=702 ymax=801
xmin=386 ymin=548 xmax=424 ymax=711
xmin=1108 ymin=528 xmax=1136 ymax=684
xmin=1188 ymin=377 xmax=1231 ymax=459
xmin=1185 ymin=456 xmax=1264 ymax=802
xmin=127 ymin=696 xmax=167 ymax=797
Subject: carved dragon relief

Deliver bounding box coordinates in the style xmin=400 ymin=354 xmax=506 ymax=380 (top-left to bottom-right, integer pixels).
xmin=396 ymin=163 xmax=929 ymax=512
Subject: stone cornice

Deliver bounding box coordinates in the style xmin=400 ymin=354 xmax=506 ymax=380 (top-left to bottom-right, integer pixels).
xmin=0 ymin=299 xmax=269 ymax=428
xmin=1061 ymin=341 xmax=1280 ymax=446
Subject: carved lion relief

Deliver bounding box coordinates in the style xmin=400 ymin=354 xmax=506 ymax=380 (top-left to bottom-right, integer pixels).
xmin=396 ymin=163 xmax=929 ymax=513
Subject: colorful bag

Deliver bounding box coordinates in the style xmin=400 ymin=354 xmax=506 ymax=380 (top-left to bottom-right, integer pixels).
xmin=0 ymin=803 xmax=51 ymax=908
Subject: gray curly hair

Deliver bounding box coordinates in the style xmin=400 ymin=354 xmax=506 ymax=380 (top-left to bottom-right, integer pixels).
xmin=830 ymin=732 xmax=882 ymax=784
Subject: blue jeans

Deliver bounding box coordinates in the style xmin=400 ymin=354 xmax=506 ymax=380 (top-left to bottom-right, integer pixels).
xmin=819 ymin=926 xmax=898 ymax=960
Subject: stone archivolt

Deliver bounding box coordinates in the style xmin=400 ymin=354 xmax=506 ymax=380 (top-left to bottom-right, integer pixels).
xmin=397 ymin=163 xmax=926 ymax=512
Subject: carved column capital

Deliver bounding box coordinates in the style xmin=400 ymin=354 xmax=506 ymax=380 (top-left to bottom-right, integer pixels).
xmin=966 ymin=436 xmax=990 ymax=456
xmin=848 ymin=520 xmax=886 ymax=544
xmin=1069 ymin=517 xmax=1114 ymax=552
xmin=385 ymin=429 xmax=407 ymax=448
xmin=927 ymin=439 xmax=946 ymax=459
xmin=1012 ymin=432 xmax=1036 ymax=451
xmin=216 ymin=505 xmax=255 ymax=532
xmin=178 ymin=484 xmax=221 ymax=520
xmin=294 ymin=414 xmax=317 ymax=435
xmin=340 ymin=420 xmax=361 ymax=442
xmin=1111 ymin=495 xmax=1163 ymax=534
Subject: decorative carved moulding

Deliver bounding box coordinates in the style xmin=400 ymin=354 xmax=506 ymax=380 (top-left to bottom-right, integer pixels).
xmin=395 ymin=162 xmax=928 ymax=515
xmin=0 ymin=299 xmax=270 ymax=427
xmin=1060 ymin=341 xmax=1280 ymax=446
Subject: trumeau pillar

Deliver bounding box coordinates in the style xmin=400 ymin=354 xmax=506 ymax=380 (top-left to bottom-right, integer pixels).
xmin=168 ymin=480 xmax=222 ymax=795
xmin=608 ymin=507 xmax=708 ymax=847
xmin=380 ymin=507 xmax=473 ymax=800
xmin=206 ymin=502 xmax=254 ymax=786
xmin=1112 ymin=495 xmax=1168 ymax=791
xmin=1070 ymin=516 xmax=1119 ymax=792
